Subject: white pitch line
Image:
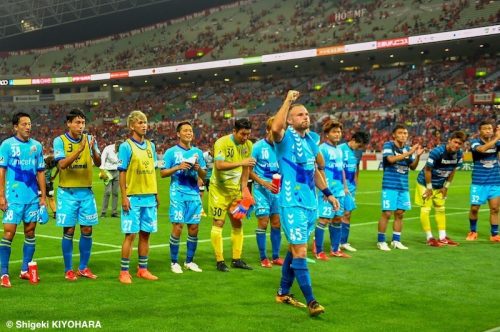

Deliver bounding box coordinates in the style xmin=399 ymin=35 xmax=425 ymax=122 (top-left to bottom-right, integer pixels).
xmin=0 ymin=230 xmax=122 ymax=249
xmin=9 ymin=209 xmax=489 ymax=264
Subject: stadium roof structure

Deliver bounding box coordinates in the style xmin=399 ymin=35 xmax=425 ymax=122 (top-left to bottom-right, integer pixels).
xmin=0 ymin=0 xmax=236 ymax=51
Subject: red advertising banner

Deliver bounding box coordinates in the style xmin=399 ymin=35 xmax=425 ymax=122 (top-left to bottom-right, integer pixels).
xmin=376 ymin=37 xmax=409 ymax=49
xmin=72 ymin=75 xmax=92 ymax=82
xmin=110 ymin=71 xmax=129 ymax=79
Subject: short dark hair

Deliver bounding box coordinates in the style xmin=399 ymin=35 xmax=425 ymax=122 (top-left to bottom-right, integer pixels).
xmin=12 ymin=112 xmax=30 ymax=126
xmin=176 ymin=121 xmax=192 ymax=132
xmin=392 ymin=124 xmax=407 ymax=134
xmin=449 ymin=131 xmax=467 ymax=142
xmin=351 ymin=131 xmax=370 ymax=145
xmin=322 ymin=119 xmax=343 ymax=134
xmin=234 ymin=118 xmax=252 ymax=131
xmin=478 ymin=119 xmax=495 ymax=130
xmin=66 ymin=108 xmax=86 ymax=122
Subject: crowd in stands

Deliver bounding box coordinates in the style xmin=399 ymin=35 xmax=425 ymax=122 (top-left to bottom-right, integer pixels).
xmin=1 ymin=56 xmax=497 ymax=155
xmin=1 ymin=0 xmax=499 ymax=78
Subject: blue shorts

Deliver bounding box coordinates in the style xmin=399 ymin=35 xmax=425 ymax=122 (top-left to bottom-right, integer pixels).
xmin=121 ymin=204 xmax=157 ymax=234
xmin=318 ymin=195 xmax=344 ymax=218
xmin=280 ymin=207 xmax=316 ymax=245
xmin=470 ymin=184 xmax=500 ymax=205
xmin=2 ymin=202 xmax=39 ymax=224
xmin=56 ymin=188 xmax=98 ymax=227
xmin=253 ymin=183 xmax=279 ymax=217
xmin=381 ymin=189 xmax=411 ymax=211
xmin=344 ymin=192 xmax=357 ymax=212
xmin=169 ymin=197 xmax=202 ymax=224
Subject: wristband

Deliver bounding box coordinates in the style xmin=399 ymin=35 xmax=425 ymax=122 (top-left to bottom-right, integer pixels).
xmin=443 ymin=181 xmax=450 ymax=189
xmin=426 ymin=183 xmax=432 ymax=190
xmin=317 ymin=165 xmax=325 ymax=171
xmin=321 ymin=188 xmax=333 ymax=197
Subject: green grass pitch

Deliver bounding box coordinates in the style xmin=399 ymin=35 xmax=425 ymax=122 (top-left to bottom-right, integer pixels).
xmin=0 ymin=169 xmax=499 ymax=332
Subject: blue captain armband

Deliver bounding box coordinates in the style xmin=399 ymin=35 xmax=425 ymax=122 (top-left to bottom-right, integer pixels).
xmin=321 ymin=188 xmax=333 ymax=197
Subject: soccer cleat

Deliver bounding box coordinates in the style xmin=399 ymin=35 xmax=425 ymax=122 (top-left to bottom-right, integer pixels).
xmin=260 ymin=258 xmax=272 ymax=268
xmin=315 ymin=252 xmax=330 ymax=261
xmin=391 ymin=241 xmax=409 ymax=250
xmin=1 ymin=274 xmax=11 ymax=288
xmin=272 ymin=257 xmax=284 ymax=266
xmin=184 ymin=262 xmax=202 ymax=272
xmin=65 ymin=270 xmax=78 ymax=281
xmin=330 ymin=250 xmax=351 ymax=258
xmin=490 ymin=235 xmax=500 ymax=242
xmin=77 ymin=268 xmax=98 ymax=279
xmin=340 ymin=243 xmax=357 ymax=252
xmin=438 ymin=237 xmax=459 ymax=246
xmin=466 ymin=232 xmax=478 ymax=241
xmin=119 ymin=271 xmax=132 ymax=284
xmin=276 ymin=293 xmax=306 ymax=308
xmin=170 ymin=262 xmax=183 ymax=274
xmin=427 ymin=238 xmax=444 ymax=247
xmin=216 ymin=261 xmax=230 ymax=272
xmin=111 ymin=213 xmax=119 ymax=218
xmin=308 ymin=300 xmax=325 ymax=317
xmin=19 ymin=271 xmax=40 ymax=281
xmin=137 ymin=268 xmax=159 ymax=280
xmin=231 ymin=259 xmax=253 ymax=270
xmin=377 ymin=242 xmax=391 ymax=251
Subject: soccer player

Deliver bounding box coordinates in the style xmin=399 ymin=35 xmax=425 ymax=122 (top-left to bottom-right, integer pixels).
xmin=415 ymin=131 xmax=466 ymax=246
xmin=377 ymin=124 xmax=423 ymax=251
xmin=315 ymin=120 xmax=350 ymax=260
xmin=272 ymin=90 xmax=339 ymax=316
xmin=54 ymin=109 xmax=101 ymax=281
xmin=0 ymin=113 xmax=46 ymax=288
xmin=467 ymin=121 xmax=500 ymax=241
xmin=209 ymin=118 xmax=255 ymax=272
xmin=99 ymin=139 xmax=121 ymax=217
xmin=250 ymin=116 xmax=283 ymax=268
xmin=161 ymin=121 xmax=206 ymax=273
xmin=338 ymin=131 xmax=370 ymax=252
xmin=118 ymin=110 xmax=159 ymax=284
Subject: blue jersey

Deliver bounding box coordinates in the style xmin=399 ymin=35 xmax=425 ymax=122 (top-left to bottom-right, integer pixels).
xmin=470 ymin=138 xmax=500 ymax=185
xmin=275 ymin=127 xmax=318 ymax=209
xmin=0 ymin=136 xmax=45 ymax=204
xmin=382 ymin=141 xmax=414 ymax=191
xmin=339 ymin=142 xmax=360 ymax=192
xmin=162 ymin=144 xmax=206 ymax=198
xmin=252 ymin=139 xmax=279 ymax=181
xmin=417 ymin=144 xmax=463 ymax=189
xmin=319 ymin=142 xmax=345 ymax=197
xmin=309 ymin=131 xmax=321 ymax=146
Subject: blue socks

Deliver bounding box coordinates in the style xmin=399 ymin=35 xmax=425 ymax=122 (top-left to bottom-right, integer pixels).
xmin=378 ymin=232 xmax=386 ymax=242
xmin=120 ymin=258 xmax=130 ymax=271
xmin=62 ymin=233 xmax=74 ymax=272
xmin=0 ymin=238 xmax=12 ymax=275
xmin=329 ymin=223 xmax=342 ymax=252
xmin=469 ymin=219 xmax=478 ymax=232
xmin=278 ymin=251 xmax=294 ymax=295
xmin=392 ymin=232 xmax=401 ymax=242
xmin=270 ymin=227 xmax=281 ymax=260
xmin=79 ymin=232 xmax=92 ymax=270
xmin=255 ymin=228 xmax=267 ymax=260
xmin=291 ymin=257 xmax=314 ymax=305
xmin=315 ymin=223 xmax=327 ymax=253
xmin=22 ymin=236 xmax=36 ymax=272
xmin=340 ymin=222 xmax=350 ymax=244
xmin=186 ymin=235 xmax=198 ymax=263
xmin=169 ymin=235 xmax=180 ymax=264
xmin=138 ymin=255 xmax=148 ymax=269
xmin=492 ymin=224 xmax=499 ymax=236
